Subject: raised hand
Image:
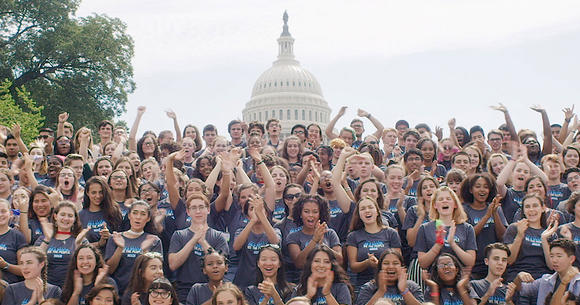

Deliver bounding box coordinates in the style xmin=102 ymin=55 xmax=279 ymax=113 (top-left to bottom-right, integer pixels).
xmin=111 ymin=232 xmax=125 ymax=248
xmin=488 ymin=277 xmax=503 ymax=296
xmin=141 ymin=234 xmax=158 ymax=252
xmin=95 ymin=265 xmax=109 ymax=285
xmin=397 ymin=268 xmax=408 ymax=293
xmin=165 ymin=109 xmax=177 ymax=120
xmin=490 ymin=103 xmax=508 ymax=113
xmin=306 ymin=275 xmax=318 ymax=299
xmin=367 ymin=253 xmax=378 ymax=269
xmin=258 ymin=279 xmax=278 ymax=297
xmin=313 ymin=221 xmax=327 ymax=244
xmin=322 ymin=269 xmax=334 ymax=296
xmin=337 ymin=106 xmax=347 ymax=117
xmin=357 ymin=108 xmax=370 ymax=118
xmin=516 ymin=219 xmax=529 ymax=235
xmin=58 ymin=112 xmax=69 ymax=123
xmin=137 ymin=106 xmax=146 ymax=115
xmin=560 ymin=224 xmax=573 ymax=241
xmin=448 ymin=118 xmax=456 ymax=129
xmin=447 ymin=221 xmax=457 ymax=245
xmin=73 ymin=270 xmax=83 ymax=293
xmin=563 ymin=105 xmax=575 ymax=121
xmin=530 ymin=105 xmax=546 ymax=113
xmin=10 ymin=123 xmax=21 ymax=139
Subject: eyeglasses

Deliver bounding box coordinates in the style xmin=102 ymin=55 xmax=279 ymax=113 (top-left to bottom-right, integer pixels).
xmin=284 ymin=193 xmax=301 ymax=200
xmin=352 ymin=124 xmax=363 ymax=128
xmin=437 ymin=263 xmax=456 ymax=269
xmin=37 ymin=135 xmax=49 ymax=139
xmin=489 ymin=138 xmax=502 ymax=142
xmin=293 ymin=130 xmax=305 ymax=134
xmin=57 ymin=140 xmax=70 ymax=144
xmin=110 ymin=175 xmax=126 ymax=180
xmin=141 ymin=188 xmax=157 ymax=194
xmin=567 ymin=175 xmax=580 ymax=183
xmin=368 ymin=141 xmax=378 ymax=145
xmin=188 ymin=205 xmax=207 ymax=211
xmin=148 ymin=289 xmax=171 ymax=299
xmin=144 ymin=142 xmax=155 ymax=146
xmin=59 ymin=172 xmax=74 ymax=178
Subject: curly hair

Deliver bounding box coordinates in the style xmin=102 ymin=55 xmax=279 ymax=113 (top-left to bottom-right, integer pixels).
xmin=291 ymin=194 xmax=330 ymax=227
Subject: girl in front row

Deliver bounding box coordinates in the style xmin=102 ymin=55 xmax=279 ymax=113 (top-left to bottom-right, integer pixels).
xmin=2 ymin=246 xmax=62 ymax=305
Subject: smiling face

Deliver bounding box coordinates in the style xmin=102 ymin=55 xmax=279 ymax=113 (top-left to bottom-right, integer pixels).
xmin=311 ymin=250 xmax=332 ymax=279
xmin=109 ymin=170 xmax=128 ymax=191
xmin=283 ymin=187 xmax=302 ymax=212
xmin=526 ymin=177 xmax=546 ymax=198
xmin=420 ymin=141 xmax=435 ymax=162
xmin=358 ymin=198 xmax=379 ymax=225
xmin=386 ymin=167 xmax=404 ymax=191
xmin=203 ymin=252 xmax=227 ymax=281
xmin=522 ymin=196 xmax=543 ymax=224
xmin=464 ymin=147 xmax=480 ymax=169
xmin=185 ymin=126 xmax=197 ymax=140
xmin=405 ymin=153 xmax=422 ymax=172
xmin=286 ymin=139 xmax=300 ymax=158
xmin=436 ymin=256 xmax=458 ymax=284
xmin=543 ymin=160 xmax=562 ymax=181
xmin=301 ymin=201 xmax=320 ymax=229
xmin=54 ymin=206 xmax=76 ymax=231
xmin=567 ymin=172 xmax=580 ymax=192
xmin=258 ymin=248 xmax=281 ymax=279
xmin=92 ymin=288 xmax=115 ymax=305
xmin=564 ymin=149 xmax=580 ymax=168
xmin=77 ymin=247 xmax=97 ymax=276
xmin=129 ymin=204 xmax=151 ymax=231
xmin=96 ymin=160 xmax=112 ymax=178
xmin=381 ymin=253 xmax=402 ymax=284
xmin=88 ymin=183 xmax=104 ymax=207
xmin=142 ymin=137 xmax=156 ymax=155
xmin=33 ymin=193 xmax=51 ymax=217
xmin=471 ymin=177 xmax=490 ymax=204
xmin=19 ymin=253 xmax=43 ymax=280
xmin=434 ymin=190 xmax=457 ymax=217
xmin=143 ymin=258 xmax=164 ymax=283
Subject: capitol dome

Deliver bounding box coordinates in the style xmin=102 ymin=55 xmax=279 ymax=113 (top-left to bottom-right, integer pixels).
xmin=242 ymin=12 xmax=331 ymax=137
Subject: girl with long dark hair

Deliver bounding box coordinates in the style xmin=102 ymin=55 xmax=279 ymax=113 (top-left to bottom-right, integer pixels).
xmin=244 ymin=244 xmax=294 ymax=305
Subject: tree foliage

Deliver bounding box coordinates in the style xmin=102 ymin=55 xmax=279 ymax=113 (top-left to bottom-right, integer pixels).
xmin=0 ymin=0 xmax=135 ymax=130
xmin=0 ymin=79 xmax=45 ymax=144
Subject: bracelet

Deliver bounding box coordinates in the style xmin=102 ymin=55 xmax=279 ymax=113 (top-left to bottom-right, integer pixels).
xmin=256 ymin=160 xmax=264 ymax=165
xmin=430 ymin=292 xmax=440 ymax=297
xmin=566 ymin=118 xmax=571 ymax=123
xmin=42 ymin=239 xmax=49 ymax=245
xmin=1 ymin=263 xmax=8 ymax=271
xmin=401 ymin=288 xmax=410 ymax=296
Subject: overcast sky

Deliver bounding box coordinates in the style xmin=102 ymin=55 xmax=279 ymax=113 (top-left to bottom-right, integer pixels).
xmin=76 ymin=1 xmax=580 ymax=140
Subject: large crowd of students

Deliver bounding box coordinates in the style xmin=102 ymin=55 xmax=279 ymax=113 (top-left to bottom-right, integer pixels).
xmin=0 ymin=104 xmax=579 ymax=305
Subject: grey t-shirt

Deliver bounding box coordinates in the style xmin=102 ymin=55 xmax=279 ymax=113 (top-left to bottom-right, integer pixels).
xmin=104 ymin=232 xmax=163 ymax=294
xmin=285 ymin=228 xmax=341 ymax=272
xmin=469 ymin=278 xmax=507 ymax=304
xmin=168 ymin=227 xmax=229 ymax=302
xmin=345 ymin=228 xmax=401 ymax=286
xmin=79 ymin=209 xmax=115 ymax=243
xmin=503 ymin=224 xmax=554 ymax=281
xmin=327 ymin=199 xmax=355 ymax=242
xmin=1 ymin=281 xmax=61 ymax=305
xmin=291 ymin=282 xmax=352 ymax=305
xmin=413 ymin=221 xmax=477 ymax=262
xmin=0 ymin=228 xmax=26 ymax=283
xmin=186 ymin=282 xmax=215 ymax=305
xmin=34 ymin=235 xmax=78 ymax=286
xmin=244 ymin=285 xmax=292 ymax=305
xmin=232 ymin=228 xmax=282 ymax=289
xmin=558 ymin=223 xmax=580 ymax=268
xmin=401 ymin=205 xmax=429 ymax=260
xmin=463 ymin=203 xmax=508 ymax=276
xmin=355 ymin=280 xmax=424 ymax=305
xmin=547 ymin=183 xmax=571 ymax=210
xmin=79 ymin=276 xmax=117 ymax=305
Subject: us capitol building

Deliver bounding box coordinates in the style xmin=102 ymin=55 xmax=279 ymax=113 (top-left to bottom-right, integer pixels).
xmin=242 ymin=12 xmax=331 ymax=137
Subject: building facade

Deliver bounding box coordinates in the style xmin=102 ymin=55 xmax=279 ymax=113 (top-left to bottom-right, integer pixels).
xmin=242 ymin=12 xmax=331 ymax=138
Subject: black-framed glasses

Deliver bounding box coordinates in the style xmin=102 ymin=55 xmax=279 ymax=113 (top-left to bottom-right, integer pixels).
xmin=148 ymin=289 xmax=171 ymax=299
xmin=284 ymin=193 xmax=301 ymax=200
xmin=369 ymin=141 xmax=378 ymax=145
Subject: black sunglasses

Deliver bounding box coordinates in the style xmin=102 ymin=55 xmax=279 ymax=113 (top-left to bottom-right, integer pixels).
xmin=284 ymin=193 xmax=301 ymax=200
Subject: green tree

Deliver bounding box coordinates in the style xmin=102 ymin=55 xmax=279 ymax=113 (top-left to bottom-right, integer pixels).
xmin=0 ymin=79 xmax=45 ymax=144
xmin=0 ymin=0 xmax=135 ymax=130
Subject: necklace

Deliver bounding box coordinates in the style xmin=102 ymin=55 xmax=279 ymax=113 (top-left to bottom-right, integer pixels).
xmin=57 ymin=231 xmax=72 ymax=235
xmin=127 ymin=230 xmax=144 ymax=237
